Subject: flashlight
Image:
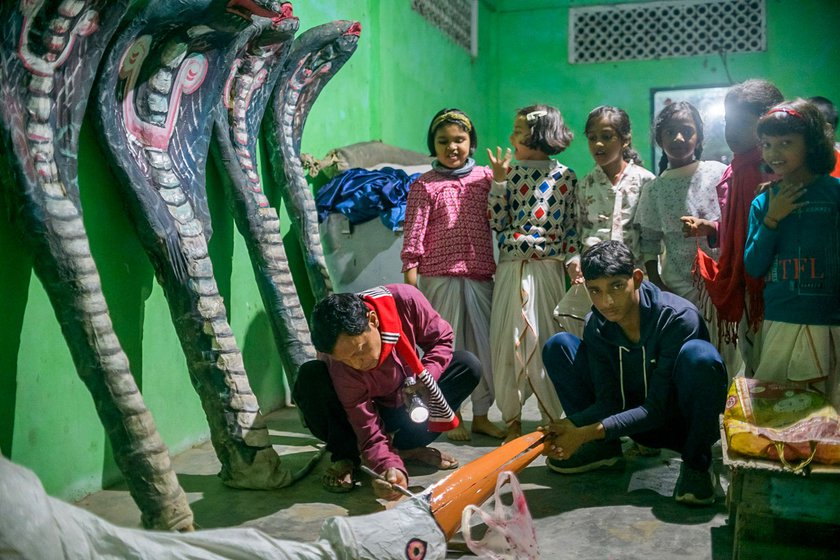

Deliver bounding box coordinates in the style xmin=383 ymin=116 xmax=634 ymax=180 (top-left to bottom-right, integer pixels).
xmin=404 ymin=376 xmax=429 ymax=423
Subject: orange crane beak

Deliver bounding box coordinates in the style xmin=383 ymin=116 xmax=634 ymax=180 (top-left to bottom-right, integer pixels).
xmin=428 ymin=431 xmax=546 ymax=539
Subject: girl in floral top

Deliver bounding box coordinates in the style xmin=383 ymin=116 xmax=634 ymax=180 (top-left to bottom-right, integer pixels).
xmin=402 ymin=108 xmax=506 ymax=440
xmin=555 ymin=106 xmax=655 ymax=338
xmin=636 ymin=101 xmax=726 ymax=305
xmin=487 ymin=104 xmax=581 ymax=442
xmin=635 ymin=102 xmax=741 ymax=375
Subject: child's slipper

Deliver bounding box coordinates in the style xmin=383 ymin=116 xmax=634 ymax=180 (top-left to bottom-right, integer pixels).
xmin=322 ymin=459 xmax=357 ymax=493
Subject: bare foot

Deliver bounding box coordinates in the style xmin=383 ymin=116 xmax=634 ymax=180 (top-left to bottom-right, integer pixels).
xmin=401 ymin=446 xmax=459 ymax=470
xmin=322 ymin=459 xmax=356 ymax=493
xmin=502 ymin=420 xmax=522 ymax=444
xmin=471 ymin=414 xmax=507 ymax=439
xmin=446 ymin=411 xmax=471 ymax=441
xmin=446 ymin=424 xmax=471 ymax=441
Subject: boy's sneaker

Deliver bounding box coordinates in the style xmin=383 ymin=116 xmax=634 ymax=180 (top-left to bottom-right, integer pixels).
xmin=674 ymin=463 xmax=717 ymax=506
xmin=546 ymin=441 xmax=625 ymax=474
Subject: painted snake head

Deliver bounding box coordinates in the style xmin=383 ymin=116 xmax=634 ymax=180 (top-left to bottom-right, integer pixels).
xmin=296 ymin=20 xmax=361 ymax=85
xmin=225 ymin=0 xmax=298 ymax=39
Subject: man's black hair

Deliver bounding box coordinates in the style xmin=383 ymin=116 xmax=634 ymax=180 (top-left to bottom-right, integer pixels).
xmin=310 ymin=293 xmax=370 ymax=353
xmin=725 ymin=79 xmax=783 ymax=117
xmin=581 ymin=240 xmax=636 ymax=281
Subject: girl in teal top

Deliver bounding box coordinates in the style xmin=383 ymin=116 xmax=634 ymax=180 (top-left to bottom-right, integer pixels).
xmin=744 ymin=98 xmax=840 ymax=401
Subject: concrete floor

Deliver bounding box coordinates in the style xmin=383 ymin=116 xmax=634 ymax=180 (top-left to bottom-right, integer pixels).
xmin=76 ymin=398 xmax=736 ymax=559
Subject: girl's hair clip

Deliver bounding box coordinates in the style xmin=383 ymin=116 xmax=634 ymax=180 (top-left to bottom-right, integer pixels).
xmin=525 ymin=110 xmax=547 ymax=123
xmin=767 ymin=107 xmax=803 ymax=119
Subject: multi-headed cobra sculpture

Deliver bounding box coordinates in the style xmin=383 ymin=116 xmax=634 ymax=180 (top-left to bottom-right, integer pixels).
xmin=264 ymin=19 xmax=362 ymax=303
xmin=3 ymin=0 xmax=361 ymax=520
xmin=94 ymin=0 xmax=302 ymax=490
xmin=211 ymin=13 xmax=363 ymax=391
xmin=0 ymin=0 xmax=194 ymax=530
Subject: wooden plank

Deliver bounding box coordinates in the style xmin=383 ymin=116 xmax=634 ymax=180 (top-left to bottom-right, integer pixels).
xmin=735 ymin=469 xmax=840 ymax=523
xmin=733 ymin=511 xmax=840 ymax=560
xmin=736 ymin=537 xmax=837 ymax=560
xmin=722 ymin=416 xmax=840 ymax=559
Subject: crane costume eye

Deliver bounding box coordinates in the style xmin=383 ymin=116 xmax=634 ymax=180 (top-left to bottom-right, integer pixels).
xmin=405 ymin=538 xmax=428 ymax=559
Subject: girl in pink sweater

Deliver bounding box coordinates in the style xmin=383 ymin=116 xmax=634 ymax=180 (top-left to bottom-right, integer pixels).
xmin=401 ymin=108 xmax=506 ymax=440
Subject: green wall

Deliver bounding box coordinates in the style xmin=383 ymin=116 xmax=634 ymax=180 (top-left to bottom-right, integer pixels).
xmin=2 ymin=0 xmax=839 ymax=501
xmin=486 ymin=0 xmax=840 ymax=176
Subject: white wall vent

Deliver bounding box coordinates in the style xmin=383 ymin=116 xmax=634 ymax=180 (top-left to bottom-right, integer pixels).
xmin=412 ymin=0 xmax=478 ymax=56
xmin=569 ymin=0 xmax=766 ymax=64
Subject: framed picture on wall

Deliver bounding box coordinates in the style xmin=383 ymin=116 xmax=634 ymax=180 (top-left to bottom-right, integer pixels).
xmin=650 ymin=84 xmax=731 ymax=171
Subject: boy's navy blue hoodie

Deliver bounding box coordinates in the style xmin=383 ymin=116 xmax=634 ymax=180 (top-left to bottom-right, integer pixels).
xmin=568 ymin=280 xmax=710 ymax=440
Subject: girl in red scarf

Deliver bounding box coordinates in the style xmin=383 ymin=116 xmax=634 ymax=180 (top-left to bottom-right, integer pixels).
xmin=682 ymin=79 xmax=783 ymax=375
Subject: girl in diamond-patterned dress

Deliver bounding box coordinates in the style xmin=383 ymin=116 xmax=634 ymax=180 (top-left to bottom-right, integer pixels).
xmin=487 ymin=104 xmax=581 ymax=442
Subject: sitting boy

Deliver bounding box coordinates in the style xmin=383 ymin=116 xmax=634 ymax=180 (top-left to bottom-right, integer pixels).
xmin=542 ymin=240 xmax=727 ymax=505
xmin=294 ymin=284 xmax=480 ymax=500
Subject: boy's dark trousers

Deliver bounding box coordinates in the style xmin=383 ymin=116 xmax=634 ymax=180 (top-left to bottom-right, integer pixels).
xmin=544 ymin=333 xmax=727 ymax=471
xmin=293 ymin=350 xmax=481 ymax=465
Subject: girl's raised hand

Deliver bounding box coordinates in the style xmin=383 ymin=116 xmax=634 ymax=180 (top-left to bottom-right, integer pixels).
xmin=766 ymin=182 xmax=808 ymax=225
xmin=566 ymin=260 xmax=584 ymax=284
xmin=487 ymin=146 xmax=512 ymax=182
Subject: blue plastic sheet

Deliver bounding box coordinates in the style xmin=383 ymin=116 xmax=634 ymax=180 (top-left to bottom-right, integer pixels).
xmin=315 ymin=167 xmax=420 ymax=231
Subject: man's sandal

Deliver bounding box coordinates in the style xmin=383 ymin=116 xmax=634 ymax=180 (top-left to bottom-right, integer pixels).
xmin=402 ymin=447 xmax=459 ymax=470
xmin=322 ymin=459 xmax=357 ymax=493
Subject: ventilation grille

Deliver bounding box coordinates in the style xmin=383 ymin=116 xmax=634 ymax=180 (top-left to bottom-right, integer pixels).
xmin=412 ymin=0 xmax=474 ymax=53
xmin=569 ymin=0 xmax=766 ymax=64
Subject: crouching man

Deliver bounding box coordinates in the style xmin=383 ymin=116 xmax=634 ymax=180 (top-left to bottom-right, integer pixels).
xmin=294 ymin=284 xmax=480 ymax=500
xmin=543 ymin=241 xmax=727 ymax=505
